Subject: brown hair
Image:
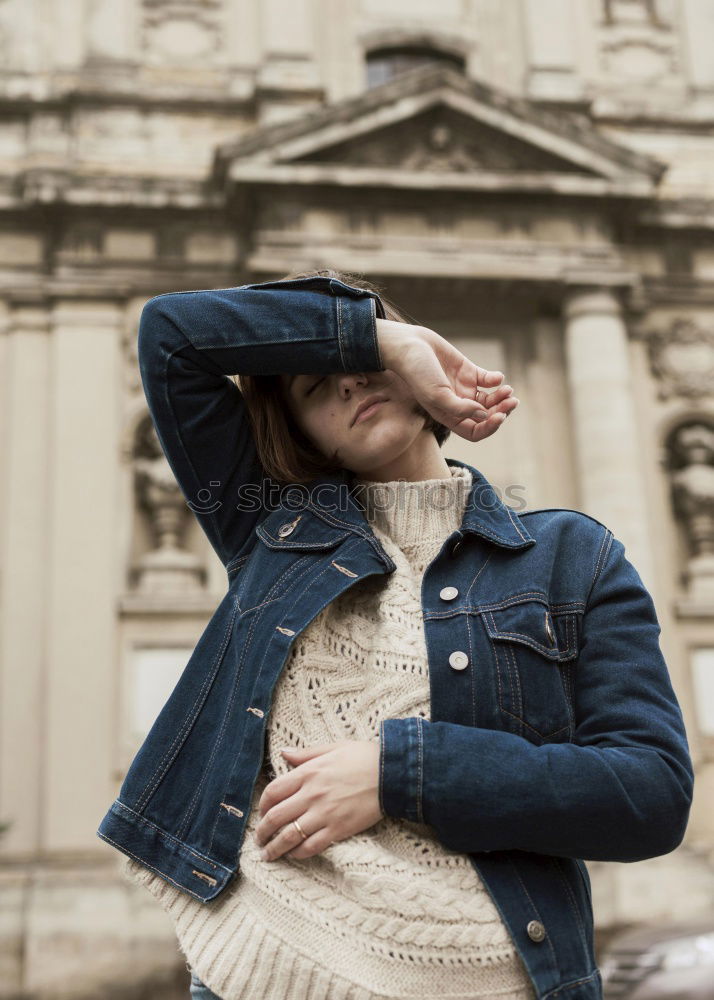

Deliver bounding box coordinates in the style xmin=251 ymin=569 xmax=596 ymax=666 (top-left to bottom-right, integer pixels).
xmin=234 ymin=267 xmax=451 ymax=484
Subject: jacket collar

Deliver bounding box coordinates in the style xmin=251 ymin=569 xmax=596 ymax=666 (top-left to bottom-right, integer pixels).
xmin=296 ymin=457 xmax=536 ymax=552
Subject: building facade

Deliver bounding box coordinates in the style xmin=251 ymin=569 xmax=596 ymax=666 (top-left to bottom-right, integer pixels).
xmin=1 ymin=0 xmax=713 ymax=995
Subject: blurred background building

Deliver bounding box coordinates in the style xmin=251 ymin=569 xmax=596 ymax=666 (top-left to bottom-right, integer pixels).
xmin=1 ymin=0 xmax=714 ymax=996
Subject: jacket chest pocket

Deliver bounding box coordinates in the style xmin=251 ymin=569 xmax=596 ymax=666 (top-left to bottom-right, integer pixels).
xmin=234 ymin=517 xmax=353 ymax=617
xmin=481 ymin=599 xmax=581 ymax=744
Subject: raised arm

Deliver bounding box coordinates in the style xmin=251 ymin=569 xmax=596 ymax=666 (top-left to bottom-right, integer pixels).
xmin=136 ymin=276 xmax=386 ymax=570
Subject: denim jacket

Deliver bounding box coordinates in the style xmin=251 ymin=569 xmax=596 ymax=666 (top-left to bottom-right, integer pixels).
xmin=97 ymin=275 xmax=694 ymax=1000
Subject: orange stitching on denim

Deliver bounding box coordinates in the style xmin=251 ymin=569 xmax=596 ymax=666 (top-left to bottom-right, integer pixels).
xmin=176 ymin=553 xmax=318 ymax=840
xmin=542 ymin=968 xmax=602 ymax=999
xmin=135 ymin=594 xmax=240 ymax=813
xmin=506 ymin=858 xmax=559 ymax=969
xmin=415 ymin=716 xmax=424 ymax=823
xmin=464 ymin=551 xmax=494 ymax=602
xmin=487 ymin=611 xmax=510 ymax=728
xmin=586 ymin=528 xmax=613 ymax=609
xmin=206 ymin=537 xmax=366 ymax=852
xmin=503 ymin=501 xmax=531 ymax=543
xmin=552 ymin=857 xmax=588 ymax=954
xmin=238 ymin=551 xmax=316 ymax=615
xmin=96 ymin=831 xmax=211 ymax=901
xmin=109 ymin=801 xmax=225 ymax=869
xmin=486 ymin=610 xmax=573 ymax=741
xmin=378 ymin=720 xmax=386 ymax=816
xmin=423 ymin=602 xmax=586 ymax=624
xmin=499 ymin=707 xmax=571 ymax=741
xmin=507 ymin=642 xmax=524 ymax=721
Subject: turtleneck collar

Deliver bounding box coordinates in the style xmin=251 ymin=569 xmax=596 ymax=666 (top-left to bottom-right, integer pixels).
xmin=351 ymin=463 xmax=473 ymax=551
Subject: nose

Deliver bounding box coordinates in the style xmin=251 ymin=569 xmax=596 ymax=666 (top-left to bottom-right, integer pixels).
xmin=338 ymin=372 xmax=369 ymax=396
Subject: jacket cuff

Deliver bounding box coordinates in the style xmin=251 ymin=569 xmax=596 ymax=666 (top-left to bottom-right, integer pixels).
xmin=332 ymin=284 xmax=384 ymax=373
xmin=379 ymin=717 xmax=424 ymax=823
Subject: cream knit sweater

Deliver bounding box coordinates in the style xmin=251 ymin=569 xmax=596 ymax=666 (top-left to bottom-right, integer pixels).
xmin=121 ymin=463 xmax=536 ymax=1000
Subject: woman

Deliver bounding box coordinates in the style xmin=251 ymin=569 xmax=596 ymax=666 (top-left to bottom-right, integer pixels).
xmin=98 ymin=268 xmax=693 ymax=1000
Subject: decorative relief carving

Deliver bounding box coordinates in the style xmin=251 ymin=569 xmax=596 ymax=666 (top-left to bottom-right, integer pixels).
xmin=643 ymin=318 xmax=714 ymax=400
xmin=121 ymin=302 xmax=143 ymax=397
xmin=303 ymin=107 xmax=589 ymax=174
xmin=669 ymin=422 xmax=714 ymax=600
xmin=132 ymin=415 xmax=204 ymax=594
xmin=601 ymin=0 xmax=669 ymax=28
xmin=400 ymin=122 xmax=518 ymax=172
xmin=599 ymin=0 xmax=678 ymax=83
xmin=602 ymin=36 xmax=677 ymax=80
xmin=141 ymin=0 xmax=221 ymax=61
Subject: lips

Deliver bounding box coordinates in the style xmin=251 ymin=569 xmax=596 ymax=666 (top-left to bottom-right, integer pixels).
xmin=351 ymin=395 xmax=389 ymax=426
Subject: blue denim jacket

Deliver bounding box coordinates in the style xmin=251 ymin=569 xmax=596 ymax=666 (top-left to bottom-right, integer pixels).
xmin=97 ymin=276 xmax=694 ymax=1000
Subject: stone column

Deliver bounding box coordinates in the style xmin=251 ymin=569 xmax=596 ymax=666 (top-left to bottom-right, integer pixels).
xmin=256 ymin=0 xmax=322 ymax=124
xmin=44 ymin=300 xmax=123 ymax=850
xmin=521 ymin=0 xmax=583 ymax=102
xmin=0 ymin=300 xmax=51 ymax=857
xmin=681 ymin=0 xmax=714 ymax=98
xmin=563 ymin=288 xmax=655 ymax=591
xmin=85 ymin=0 xmax=138 ymax=66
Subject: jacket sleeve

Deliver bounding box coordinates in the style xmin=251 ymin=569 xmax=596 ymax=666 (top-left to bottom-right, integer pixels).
xmin=136 ymin=276 xmax=386 ymax=569
xmin=378 ymin=531 xmax=695 ymax=863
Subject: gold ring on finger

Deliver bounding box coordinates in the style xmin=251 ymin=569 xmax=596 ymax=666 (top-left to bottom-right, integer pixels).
xmin=292 ymin=818 xmax=308 ymax=840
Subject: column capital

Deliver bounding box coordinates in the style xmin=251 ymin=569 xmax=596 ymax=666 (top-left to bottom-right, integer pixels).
xmin=562 ymin=286 xmax=624 ymax=322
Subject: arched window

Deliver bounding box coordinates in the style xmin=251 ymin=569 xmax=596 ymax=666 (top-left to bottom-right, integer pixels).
xmin=365 ymin=44 xmax=466 ymax=89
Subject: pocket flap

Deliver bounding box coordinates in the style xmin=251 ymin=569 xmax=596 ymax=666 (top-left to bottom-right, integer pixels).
xmin=256 ymin=508 xmax=352 ymax=551
xmin=483 ymin=600 xmax=579 ymax=662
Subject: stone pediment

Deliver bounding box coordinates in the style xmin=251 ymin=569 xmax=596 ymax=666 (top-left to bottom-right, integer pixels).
xmin=214 ymin=63 xmax=665 ymax=198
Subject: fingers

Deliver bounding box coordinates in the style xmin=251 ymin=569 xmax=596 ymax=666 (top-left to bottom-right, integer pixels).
xmin=256 ymin=809 xmax=331 ymax=862
xmin=257 ymin=769 xmax=302 ymax=819
xmin=430 ymin=382 xmax=516 ymax=432
xmin=448 ymin=394 xmax=519 ymax=442
xmin=475 ymin=368 xmax=505 ymax=387
xmin=284 ymin=824 xmax=336 ymax=860
xmin=474 ymin=383 xmax=513 ymax=407
xmin=470 ymin=396 xmax=520 ymax=442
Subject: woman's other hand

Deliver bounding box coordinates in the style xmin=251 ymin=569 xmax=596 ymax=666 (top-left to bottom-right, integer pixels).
xmin=375 ymin=318 xmax=519 ymax=442
xmin=254 ymin=739 xmax=383 ymax=861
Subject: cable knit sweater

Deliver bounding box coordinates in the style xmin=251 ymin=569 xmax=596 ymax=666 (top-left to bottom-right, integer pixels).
xmin=121 ymin=463 xmax=536 ymax=1000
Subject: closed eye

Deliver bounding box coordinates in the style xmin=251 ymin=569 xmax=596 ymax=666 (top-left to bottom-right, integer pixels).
xmin=306 ymin=377 xmax=326 ymax=396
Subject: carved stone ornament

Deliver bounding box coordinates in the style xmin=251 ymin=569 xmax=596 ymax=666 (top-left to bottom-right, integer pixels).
xmin=600 ymin=0 xmax=678 ymax=84
xmin=645 ymin=319 xmax=714 ymax=400
xmin=399 ymin=121 xmax=519 ymax=172
xmin=122 ymin=317 xmax=142 ymax=397
xmin=133 ymin=417 xmax=204 ymax=594
xmin=141 ymin=0 xmax=221 ymax=61
xmin=669 ymin=422 xmax=714 ymax=600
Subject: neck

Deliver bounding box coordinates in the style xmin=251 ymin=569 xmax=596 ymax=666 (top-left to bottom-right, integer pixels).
xmin=349 ymin=433 xmax=450 ymax=483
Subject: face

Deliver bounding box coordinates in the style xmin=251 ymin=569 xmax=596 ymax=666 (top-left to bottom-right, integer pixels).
xmin=279 ymin=368 xmax=433 ymax=476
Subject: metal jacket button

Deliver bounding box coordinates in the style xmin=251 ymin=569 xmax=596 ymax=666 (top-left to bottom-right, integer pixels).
xmin=527 ymin=920 xmax=546 ymax=942
xmin=448 ymin=650 xmax=469 ymax=671
xmin=278 ymin=519 xmax=298 ymax=537
xmin=440 ymin=586 xmax=459 ymax=601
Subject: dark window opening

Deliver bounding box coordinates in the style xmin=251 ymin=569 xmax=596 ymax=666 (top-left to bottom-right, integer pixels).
xmin=365 ymin=45 xmax=466 ymax=89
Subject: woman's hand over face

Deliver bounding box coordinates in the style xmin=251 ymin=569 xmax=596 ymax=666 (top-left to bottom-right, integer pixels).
xmin=254 ymin=740 xmax=383 ymax=862
xmin=375 ymin=318 xmax=519 ymax=442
